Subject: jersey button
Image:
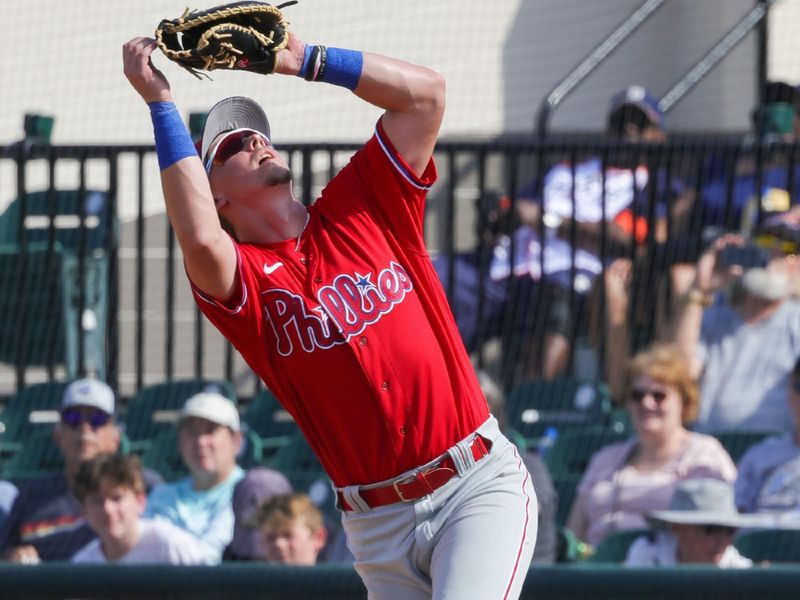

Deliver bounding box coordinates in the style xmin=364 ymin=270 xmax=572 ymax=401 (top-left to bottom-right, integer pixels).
xmin=300 ymin=257 xmax=308 ymax=265
xmin=399 ymin=426 xmax=406 ymax=435
xmin=314 ymin=276 xmax=322 ymax=283
xmin=359 ymin=336 xmax=367 ymax=346
xmin=381 ymin=381 xmax=389 ymax=391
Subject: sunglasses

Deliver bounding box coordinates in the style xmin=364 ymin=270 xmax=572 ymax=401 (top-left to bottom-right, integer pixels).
xmin=61 ymin=407 xmax=112 ymax=429
xmin=204 ymin=128 xmax=270 ymax=173
xmin=698 ymin=524 xmax=736 ymax=536
xmin=628 ymin=388 xmax=668 ymax=404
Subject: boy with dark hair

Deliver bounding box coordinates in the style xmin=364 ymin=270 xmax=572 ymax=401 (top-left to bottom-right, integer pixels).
xmin=71 ymin=454 xmax=210 ymax=564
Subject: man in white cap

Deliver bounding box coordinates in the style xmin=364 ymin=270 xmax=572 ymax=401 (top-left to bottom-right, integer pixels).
xmin=143 ymin=392 xmax=244 ymax=563
xmin=625 ymin=477 xmax=763 ymax=567
xmin=0 ymin=378 xmax=162 ymax=563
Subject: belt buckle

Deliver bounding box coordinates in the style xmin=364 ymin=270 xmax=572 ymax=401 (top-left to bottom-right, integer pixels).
xmin=392 ymin=474 xmax=417 ymax=503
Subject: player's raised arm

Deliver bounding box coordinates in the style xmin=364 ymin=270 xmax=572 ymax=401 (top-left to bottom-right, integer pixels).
xmin=276 ymin=35 xmax=445 ymax=177
xmin=122 ymin=37 xmax=237 ymax=301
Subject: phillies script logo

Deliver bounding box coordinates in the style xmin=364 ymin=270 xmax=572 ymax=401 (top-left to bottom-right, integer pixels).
xmin=262 ymin=261 xmax=413 ymax=356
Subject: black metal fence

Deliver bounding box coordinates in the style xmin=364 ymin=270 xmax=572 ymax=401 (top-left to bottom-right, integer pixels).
xmin=1 ymin=133 xmax=798 ymax=400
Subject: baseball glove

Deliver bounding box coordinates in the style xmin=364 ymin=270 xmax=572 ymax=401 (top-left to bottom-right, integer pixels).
xmin=155 ymin=1 xmax=298 ymax=78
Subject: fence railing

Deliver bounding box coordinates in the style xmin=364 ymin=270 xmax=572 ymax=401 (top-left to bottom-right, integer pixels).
xmin=2 ymin=133 xmax=798 ymax=399
xmin=1 ymin=563 xmax=799 ymax=600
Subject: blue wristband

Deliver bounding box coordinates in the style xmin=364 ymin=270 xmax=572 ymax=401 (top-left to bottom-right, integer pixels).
xmin=319 ymin=47 xmax=363 ymax=91
xmin=148 ymin=102 xmax=197 ymax=172
xmin=297 ymin=44 xmax=315 ymax=80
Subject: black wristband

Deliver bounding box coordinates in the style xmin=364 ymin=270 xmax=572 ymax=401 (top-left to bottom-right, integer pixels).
xmin=304 ymin=45 xmax=320 ymax=82
xmin=315 ymin=46 xmax=328 ymax=82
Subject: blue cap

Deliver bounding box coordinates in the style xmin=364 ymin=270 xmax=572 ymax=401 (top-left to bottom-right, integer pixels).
xmin=610 ymin=86 xmax=664 ymax=129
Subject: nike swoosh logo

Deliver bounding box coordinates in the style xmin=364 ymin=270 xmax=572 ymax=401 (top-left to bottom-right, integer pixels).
xmin=263 ymin=261 xmax=284 ymax=275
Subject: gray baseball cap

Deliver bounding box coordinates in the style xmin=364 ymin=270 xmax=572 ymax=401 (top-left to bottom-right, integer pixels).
xmin=199 ymin=96 xmax=272 ymax=166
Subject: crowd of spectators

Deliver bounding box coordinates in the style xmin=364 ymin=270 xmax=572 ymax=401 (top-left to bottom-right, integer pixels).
xmin=3 ymin=81 xmax=800 ymax=571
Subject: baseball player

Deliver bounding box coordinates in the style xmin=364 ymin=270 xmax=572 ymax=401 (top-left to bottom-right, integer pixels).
xmin=123 ymin=21 xmax=536 ymax=599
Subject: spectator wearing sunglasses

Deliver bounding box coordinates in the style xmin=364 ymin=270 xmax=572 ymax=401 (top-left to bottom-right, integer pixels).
xmin=567 ymin=344 xmax=736 ymax=549
xmin=625 ymin=478 xmax=762 ymax=567
xmin=0 ymin=379 xmax=163 ymax=564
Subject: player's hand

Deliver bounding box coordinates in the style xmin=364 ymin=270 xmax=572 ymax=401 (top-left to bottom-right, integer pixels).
xmin=275 ymin=32 xmax=307 ymax=76
xmin=123 ymin=37 xmax=173 ymax=104
xmin=3 ymin=545 xmax=41 ymax=564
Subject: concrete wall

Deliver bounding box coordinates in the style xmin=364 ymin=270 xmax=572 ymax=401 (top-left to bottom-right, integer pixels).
xmin=2 ymin=0 xmax=796 ymax=147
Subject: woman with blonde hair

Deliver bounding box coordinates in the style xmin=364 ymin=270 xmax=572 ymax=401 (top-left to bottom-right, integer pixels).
xmin=567 ymin=343 xmax=736 ymax=549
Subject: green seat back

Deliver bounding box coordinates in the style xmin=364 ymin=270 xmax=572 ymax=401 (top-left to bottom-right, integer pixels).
xmin=544 ymin=426 xmax=630 ymax=477
xmin=0 ymin=189 xmax=116 ymax=251
xmin=711 ymin=430 xmax=781 ymax=465
xmin=1 ymin=431 xmax=64 ymax=480
xmin=506 ymin=377 xmax=613 ymax=448
xmin=586 ymin=527 xmax=652 ymax=563
xmin=0 ymin=244 xmax=108 ymax=378
xmin=0 ymin=381 xmax=69 ymax=446
xmin=242 ymin=389 xmax=297 ymax=439
xmin=734 ymin=528 xmax=800 ymax=563
xmin=123 ymin=378 xmax=237 ymax=444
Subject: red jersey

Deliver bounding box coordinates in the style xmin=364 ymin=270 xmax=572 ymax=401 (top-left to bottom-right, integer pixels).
xmin=192 ymin=120 xmax=488 ymax=486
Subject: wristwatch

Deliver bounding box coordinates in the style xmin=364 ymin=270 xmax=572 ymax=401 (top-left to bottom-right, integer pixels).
xmin=684 ymin=288 xmax=714 ymax=308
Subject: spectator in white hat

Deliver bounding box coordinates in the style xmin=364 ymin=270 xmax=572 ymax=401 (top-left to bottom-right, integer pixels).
xmin=143 ymin=392 xmax=245 ymax=563
xmin=0 ymin=378 xmax=162 ymax=564
xmin=625 ymin=478 xmax=764 ymax=567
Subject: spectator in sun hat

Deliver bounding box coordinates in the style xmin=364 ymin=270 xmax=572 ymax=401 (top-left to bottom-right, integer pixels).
xmin=625 ymin=477 xmax=766 ymax=567
xmin=223 ymin=467 xmax=293 ymax=561
xmin=0 ymin=378 xmax=163 ymax=563
xmin=144 ymin=391 xmax=245 ymax=563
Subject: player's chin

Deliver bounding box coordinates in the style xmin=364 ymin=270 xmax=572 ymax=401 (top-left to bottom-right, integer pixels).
xmin=263 ymin=165 xmax=293 ymax=187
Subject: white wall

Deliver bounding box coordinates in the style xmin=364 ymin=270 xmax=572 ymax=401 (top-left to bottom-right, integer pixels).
xmin=1 ymin=0 xmax=797 ymax=220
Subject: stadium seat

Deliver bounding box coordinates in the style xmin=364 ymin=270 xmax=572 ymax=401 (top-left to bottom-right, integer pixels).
xmin=0 ymin=189 xmax=116 ymax=252
xmin=1 ymin=430 xmax=64 ymax=480
xmin=0 ymin=381 xmax=69 ymax=456
xmin=551 ymin=474 xmax=581 ymax=528
xmin=505 ymin=377 xmax=613 ymax=449
xmin=0 ymin=189 xmax=115 ymax=379
xmin=122 ymin=378 xmax=237 ymax=452
xmin=139 ymin=429 xmax=187 ymax=482
xmin=734 ymin=528 xmax=800 ymax=563
xmin=0 ymin=243 xmax=109 ymax=378
xmin=543 ymin=425 xmax=630 ymax=477
xmin=241 ymin=388 xmax=297 ymax=457
xmin=711 ymin=429 xmax=781 ymax=465
xmin=585 ymin=527 xmax=652 ymax=563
